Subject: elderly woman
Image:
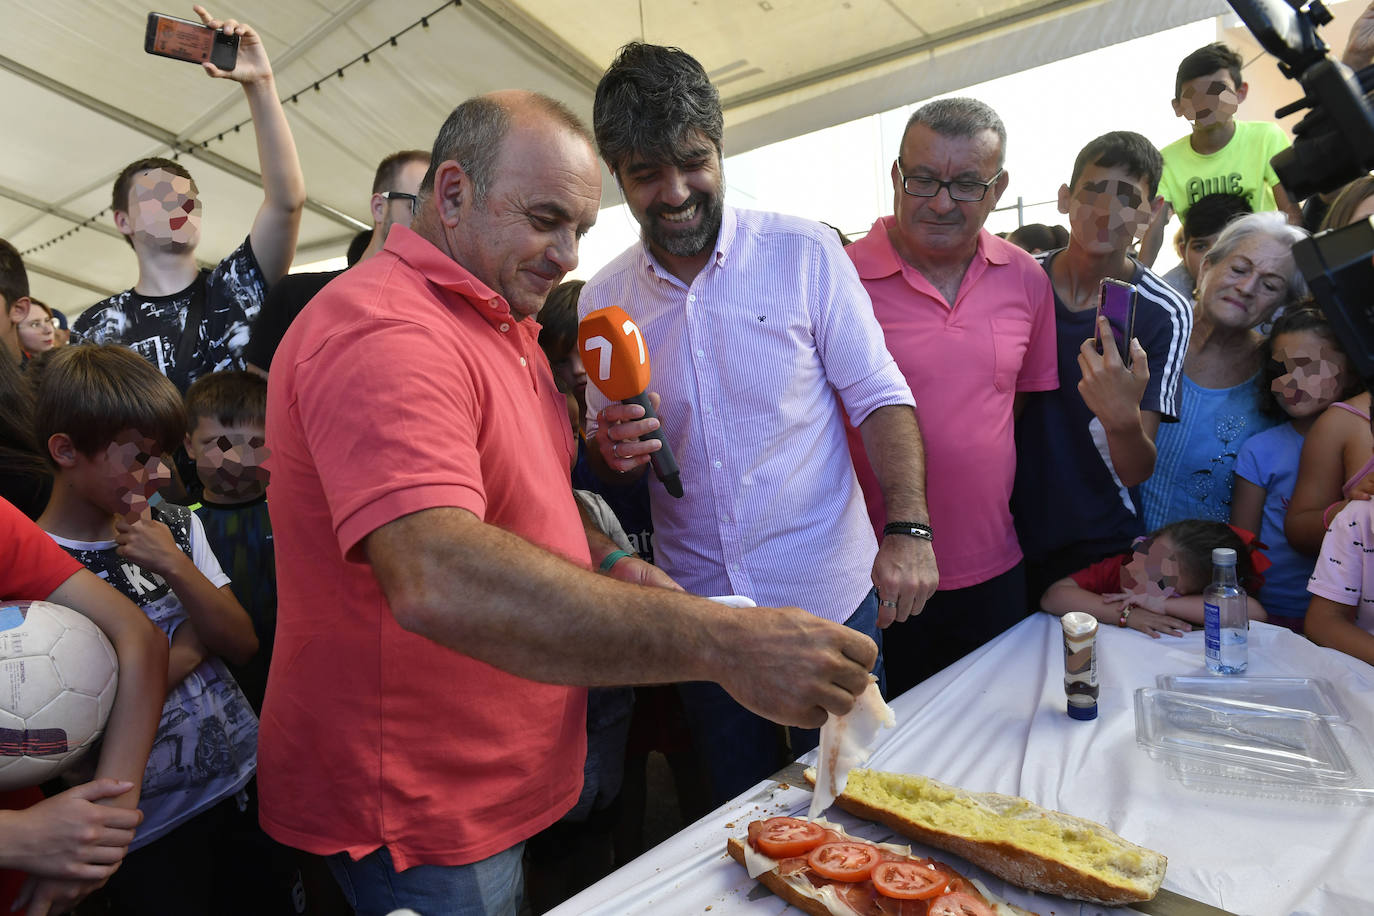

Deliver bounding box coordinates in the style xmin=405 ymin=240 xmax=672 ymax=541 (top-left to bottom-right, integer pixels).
xmin=1140 ymin=212 xmax=1309 ymax=529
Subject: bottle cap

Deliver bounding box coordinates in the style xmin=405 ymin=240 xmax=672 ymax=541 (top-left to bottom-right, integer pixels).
xmin=1212 ymin=547 xmax=1237 ymax=567
xmin=1067 ymin=701 xmax=1098 ymax=721
xmin=1061 ymin=611 xmax=1098 ymax=638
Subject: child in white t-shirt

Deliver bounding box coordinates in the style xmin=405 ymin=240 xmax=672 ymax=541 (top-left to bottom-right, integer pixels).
xmin=32 ymin=344 xmax=260 ymax=913
xmin=1306 ymin=497 xmax=1374 ymax=666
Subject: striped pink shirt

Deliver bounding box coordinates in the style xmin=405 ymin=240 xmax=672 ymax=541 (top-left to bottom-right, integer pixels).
xmin=582 ymin=207 xmax=914 ymax=623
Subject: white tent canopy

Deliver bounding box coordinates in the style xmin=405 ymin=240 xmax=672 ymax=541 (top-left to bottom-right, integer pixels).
xmin=2 ymin=0 xmax=1227 ymax=317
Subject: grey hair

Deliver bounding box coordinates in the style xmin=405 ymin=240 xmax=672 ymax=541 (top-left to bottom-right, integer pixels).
xmin=906 ymin=98 xmax=1007 ymax=166
xmin=593 ymin=42 xmax=724 ymax=175
xmin=419 ymin=93 xmax=590 ymax=202
xmin=1201 ymin=210 xmax=1311 ymax=304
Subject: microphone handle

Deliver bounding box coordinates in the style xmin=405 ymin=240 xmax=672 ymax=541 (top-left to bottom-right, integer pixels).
xmin=623 ymin=391 xmax=683 ymax=498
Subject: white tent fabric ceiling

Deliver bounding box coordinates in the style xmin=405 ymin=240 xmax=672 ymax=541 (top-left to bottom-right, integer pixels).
xmin=2 ymin=0 xmax=1227 ymax=318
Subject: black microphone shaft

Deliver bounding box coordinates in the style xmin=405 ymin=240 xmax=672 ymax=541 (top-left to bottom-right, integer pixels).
xmin=623 ymin=391 xmax=683 ymax=498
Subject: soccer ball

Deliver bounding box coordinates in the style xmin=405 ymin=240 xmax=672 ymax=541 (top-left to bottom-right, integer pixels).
xmin=0 ymin=600 xmax=119 ymax=791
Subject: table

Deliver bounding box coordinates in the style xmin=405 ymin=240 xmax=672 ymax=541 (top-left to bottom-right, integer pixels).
xmin=550 ymin=613 xmax=1374 ymax=916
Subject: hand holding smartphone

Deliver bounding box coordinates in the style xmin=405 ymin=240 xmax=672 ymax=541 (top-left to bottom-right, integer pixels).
xmin=145 ymin=11 xmax=239 ymax=71
xmin=1095 ymin=278 xmax=1138 ymax=369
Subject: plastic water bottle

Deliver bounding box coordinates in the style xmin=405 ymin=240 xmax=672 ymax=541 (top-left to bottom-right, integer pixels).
xmin=1204 ymin=548 xmax=1248 ymax=674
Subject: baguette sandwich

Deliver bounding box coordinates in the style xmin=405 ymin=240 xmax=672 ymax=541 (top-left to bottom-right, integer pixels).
xmin=727 ymin=816 xmax=1037 ymax=916
xmin=805 ymin=767 xmax=1166 ymax=906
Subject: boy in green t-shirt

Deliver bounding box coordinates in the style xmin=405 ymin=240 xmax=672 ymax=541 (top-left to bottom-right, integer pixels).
xmin=1141 ymin=42 xmax=1301 ymax=265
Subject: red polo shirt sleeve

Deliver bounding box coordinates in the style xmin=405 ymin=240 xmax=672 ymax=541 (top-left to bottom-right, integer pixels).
xmin=1 ymin=497 xmax=82 ymax=599
xmin=1 ymin=499 xmax=85 ymax=910
xmin=291 ymin=314 xmax=491 ymax=562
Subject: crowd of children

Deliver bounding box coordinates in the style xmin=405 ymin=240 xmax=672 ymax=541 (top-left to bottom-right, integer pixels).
xmin=3 ymin=15 xmax=1374 ymax=916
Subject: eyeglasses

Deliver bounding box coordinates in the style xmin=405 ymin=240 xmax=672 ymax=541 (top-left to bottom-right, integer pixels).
xmin=380 ymin=191 xmax=418 ymax=214
xmin=897 ymin=163 xmax=1004 ymax=202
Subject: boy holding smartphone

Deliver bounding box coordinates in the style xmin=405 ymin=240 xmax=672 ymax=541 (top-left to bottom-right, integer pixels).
xmin=74 ymin=5 xmax=305 ymax=393
xmin=1011 ymin=131 xmax=1193 ymax=608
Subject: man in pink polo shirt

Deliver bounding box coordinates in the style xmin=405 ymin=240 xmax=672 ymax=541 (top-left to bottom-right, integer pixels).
xmin=260 ymin=91 xmax=878 ymax=916
xmin=847 ymin=98 xmax=1059 ymax=696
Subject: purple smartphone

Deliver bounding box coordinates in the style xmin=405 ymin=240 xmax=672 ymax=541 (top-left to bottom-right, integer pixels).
xmin=1096 ymin=278 xmax=1137 ymax=369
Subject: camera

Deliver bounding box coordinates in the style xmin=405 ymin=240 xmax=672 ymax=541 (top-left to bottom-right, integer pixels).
xmin=1227 ymin=0 xmax=1374 ymax=383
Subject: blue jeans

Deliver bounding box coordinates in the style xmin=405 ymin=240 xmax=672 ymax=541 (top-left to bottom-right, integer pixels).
xmin=326 ymin=843 xmax=524 ymax=916
xmin=677 ymin=588 xmax=885 ymax=807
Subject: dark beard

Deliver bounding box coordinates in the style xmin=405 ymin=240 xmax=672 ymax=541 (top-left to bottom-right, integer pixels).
xmin=645 ymin=191 xmax=724 ymax=258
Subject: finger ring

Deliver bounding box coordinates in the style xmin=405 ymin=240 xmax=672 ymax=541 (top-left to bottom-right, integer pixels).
xmin=612 ymin=441 xmax=621 ymax=459
xmin=880 ymin=599 xmax=898 ymax=608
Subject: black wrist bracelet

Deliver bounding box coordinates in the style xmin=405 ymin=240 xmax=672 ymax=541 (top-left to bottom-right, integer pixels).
xmin=883 ymin=521 xmax=933 ymax=542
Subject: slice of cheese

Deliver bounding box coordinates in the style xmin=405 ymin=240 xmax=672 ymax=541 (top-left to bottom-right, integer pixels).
xmin=808 ymin=679 xmax=895 ymax=820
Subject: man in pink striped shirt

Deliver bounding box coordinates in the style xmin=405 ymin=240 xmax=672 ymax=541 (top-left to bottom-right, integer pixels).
xmin=581 ymin=42 xmax=937 ymax=805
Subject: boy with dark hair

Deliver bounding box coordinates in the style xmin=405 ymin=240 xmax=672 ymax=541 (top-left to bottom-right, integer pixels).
xmin=32 ymin=344 xmax=261 ymax=913
xmin=0 ymin=238 xmax=31 ymax=366
xmin=182 ymin=369 xmax=275 ymax=711
xmin=73 ymin=7 xmax=305 ymax=391
xmin=1141 ymin=42 xmax=1300 ymax=265
xmin=1159 ymin=192 xmax=1252 ymax=301
xmin=1012 ymin=131 xmax=1194 ymax=608
xmin=181 ymin=368 xmax=325 ymax=916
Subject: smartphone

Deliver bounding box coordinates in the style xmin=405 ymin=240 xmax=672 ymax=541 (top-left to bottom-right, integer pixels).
xmin=1096 ymin=278 xmax=1137 ymax=369
xmin=145 ymin=12 xmax=239 ymax=71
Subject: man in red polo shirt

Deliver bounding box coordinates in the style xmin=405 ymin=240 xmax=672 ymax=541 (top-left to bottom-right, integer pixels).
xmin=847 ymin=98 xmax=1059 ymax=697
xmin=260 ymin=91 xmax=878 ymax=916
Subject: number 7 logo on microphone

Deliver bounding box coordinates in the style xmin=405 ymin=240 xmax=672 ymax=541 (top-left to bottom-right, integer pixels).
xmin=575 ymin=305 xmax=684 ymax=498
xmin=577 ymin=306 xmax=653 ymax=402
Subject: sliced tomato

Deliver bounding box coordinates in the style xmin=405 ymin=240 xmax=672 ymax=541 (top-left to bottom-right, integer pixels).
xmin=752 ymin=817 xmax=828 ymax=858
xmin=871 ymin=861 xmax=949 ymax=900
xmin=927 ymin=891 xmax=996 ymax=916
xmin=806 ymin=841 xmax=882 ymax=882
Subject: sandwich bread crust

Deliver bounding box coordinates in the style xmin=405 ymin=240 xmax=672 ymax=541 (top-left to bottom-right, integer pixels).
xmin=810 ymin=768 xmax=1166 ymax=906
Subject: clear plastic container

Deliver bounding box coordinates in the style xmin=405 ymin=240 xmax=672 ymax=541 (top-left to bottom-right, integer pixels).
xmin=1156 ymin=721 xmax=1374 ymax=806
xmin=1134 ymin=689 xmax=1374 ymax=804
xmin=1154 ymin=675 xmax=1349 ymax=722
xmin=1135 ymin=688 xmax=1353 ymax=782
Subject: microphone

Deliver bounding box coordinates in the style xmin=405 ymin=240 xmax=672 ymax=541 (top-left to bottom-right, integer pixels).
xmin=577 ymin=305 xmax=683 ymax=498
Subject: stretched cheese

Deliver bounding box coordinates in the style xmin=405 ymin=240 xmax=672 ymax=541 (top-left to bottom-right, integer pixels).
xmin=808 ymin=678 xmax=894 ymax=820
xmin=807 ymin=767 xmax=1167 ymax=906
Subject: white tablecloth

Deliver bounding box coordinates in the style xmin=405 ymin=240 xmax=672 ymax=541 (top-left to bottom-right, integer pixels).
xmin=550 ymin=613 xmax=1374 ymax=916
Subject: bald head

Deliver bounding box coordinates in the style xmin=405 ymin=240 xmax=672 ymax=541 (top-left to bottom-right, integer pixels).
xmin=414 ymin=90 xmax=601 ymax=319
xmin=418 ymin=91 xmax=593 ymax=204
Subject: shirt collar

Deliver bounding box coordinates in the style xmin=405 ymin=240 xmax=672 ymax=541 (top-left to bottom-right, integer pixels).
xmin=848 ymin=216 xmax=903 ymax=281
xmin=383 ymin=225 xmax=518 ymax=331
